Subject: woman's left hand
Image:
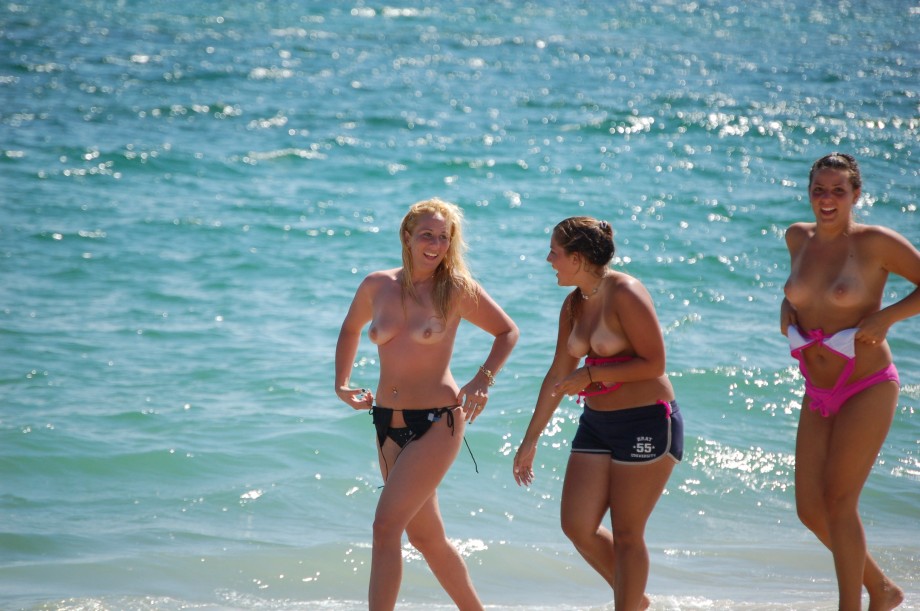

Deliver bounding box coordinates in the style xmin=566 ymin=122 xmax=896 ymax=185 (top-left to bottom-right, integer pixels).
xmin=552 ymin=367 xmax=591 ymax=397
xmin=458 ymin=381 xmax=489 ymax=423
xmin=855 ymin=311 xmax=891 ymax=346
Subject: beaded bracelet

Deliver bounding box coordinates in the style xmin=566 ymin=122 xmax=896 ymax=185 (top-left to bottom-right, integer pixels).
xmin=479 ymin=365 xmax=496 ymax=387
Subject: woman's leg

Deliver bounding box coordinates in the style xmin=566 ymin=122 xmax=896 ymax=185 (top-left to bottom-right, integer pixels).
xmin=561 ymin=453 xmax=618 ymax=587
xmin=607 ymin=457 xmax=675 ymax=611
xmin=561 ymin=452 xmax=662 ymax=610
xmin=795 ymin=382 xmax=903 ymax=611
xmin=405 ymin=493 xmax=483 ymax=611
xmin=368 ymin=413 xmax=471 ymax=611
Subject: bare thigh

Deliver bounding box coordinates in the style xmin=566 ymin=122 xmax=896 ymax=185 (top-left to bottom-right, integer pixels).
xmin=796 ymin=381 xmax=897 ymax=507
xmin=607 ymin=457 xmax=675 ymax=535
xmin=375 ymin=413 xmax=466 ymax=531
xmin=561 ymin=453 xmax=615 ymax=530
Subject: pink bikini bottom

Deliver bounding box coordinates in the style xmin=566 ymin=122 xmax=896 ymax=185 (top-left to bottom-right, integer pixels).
xmin=804 ymin=363 xmax=900 ymax=418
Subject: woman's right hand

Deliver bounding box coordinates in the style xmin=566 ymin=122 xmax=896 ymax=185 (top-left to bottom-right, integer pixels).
xmin=780 ymin=298 xmax=798 ymax=336
xmin=336 ymin=386 xmax=374 ymax=410
xmin=513 ymin=441 xmax=537 ymax=487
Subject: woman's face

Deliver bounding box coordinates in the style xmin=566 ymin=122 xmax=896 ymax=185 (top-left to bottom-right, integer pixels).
xmin=546 ymin=235 xmax=579 ymax=286
xmin=809 ymin=167 xmax=860 ymax=226
xmin=405 ymin=212 xmax=451 ymax=274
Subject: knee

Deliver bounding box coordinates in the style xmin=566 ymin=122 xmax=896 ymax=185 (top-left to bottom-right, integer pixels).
xmin=796 ymin=497 xmax=823 ymax=532
xmin=822 ymin=489 xmax=859 ymax=524
xmin=796 ymin=487 xmax=857 ymax=532
xmin=372 ymin=513 xmax=405 ymax=547
xmin=405 ymin=529 xmax=436 ymax=554
xmin=611 ymin=527 xmax=644 ymax=554
xmin=561 ymin=515 xmax=596 ymax=548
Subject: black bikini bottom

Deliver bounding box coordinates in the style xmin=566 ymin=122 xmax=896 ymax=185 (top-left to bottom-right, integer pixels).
xmin=369 ymin=405 xmax=477 ymax=476
xmin=370 ymin=405 xmax=457 ymax=449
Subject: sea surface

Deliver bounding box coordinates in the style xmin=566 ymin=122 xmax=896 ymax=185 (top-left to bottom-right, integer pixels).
xmin=1 ymin=1 xmax=918 ymax=610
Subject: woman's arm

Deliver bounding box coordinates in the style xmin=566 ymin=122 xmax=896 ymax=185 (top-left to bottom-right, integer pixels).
xmin=780 ymin=224 xmax=807 ymax=335
xmin=856 ymin=226 xmax=920 ymax=343
xmin=513 ymin=296 xmax=580 ymax=486
xmin=335 ymin=276 xmax=375 ymax=409
xmin=457 ymin=284 xmax=520 ymax=421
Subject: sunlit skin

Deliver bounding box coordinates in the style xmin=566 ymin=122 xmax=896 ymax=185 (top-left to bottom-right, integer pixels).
xmin=514 ymin=222 xmax=676 ymax=611
xmin=781 ymin=160 xmax=920 ymax=611
xmin=335 ymin=203 xmax=518 ymax=611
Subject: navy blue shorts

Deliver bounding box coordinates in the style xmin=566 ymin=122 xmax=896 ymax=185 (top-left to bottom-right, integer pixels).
xmin=571 ymin=401 xmax=683 ymax=464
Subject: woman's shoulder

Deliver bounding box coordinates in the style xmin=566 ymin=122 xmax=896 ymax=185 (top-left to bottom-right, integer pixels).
xmin=607 ymin=270 xmax=641 ymax=289
xmin=852 ymin=222 xmax=917 ymax=254
xmin=784 ymin=222 xmax=814 ymax=249
xmin=785 ymin=221 xmax=814 ymax=237
xmin=357 ymin=268 xmax=401 ymax=293
xmin=785 ymin=221 xmax=814 ymax=233
xmin=454 ymin=276 xmax=485 ymax=311
xmin=852 ymin=222 xmax=904 ymax=240
xmin=605 ymin=271 xmax=651 ymax=302
xmin=363 ymin=267 xmax=400 ymax=282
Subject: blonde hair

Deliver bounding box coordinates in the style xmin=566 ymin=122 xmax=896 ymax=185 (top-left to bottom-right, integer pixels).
xmin=399 ymin=198 xmax=478 ymax=319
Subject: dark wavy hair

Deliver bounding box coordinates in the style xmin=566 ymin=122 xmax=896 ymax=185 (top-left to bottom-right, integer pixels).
xmin=553 ymin=216 xmax=615 ymax=266
xmin=809 ymin=152 xmax=862 ymax=191
xmin=553 ymin=216 xmax=615 ymax=318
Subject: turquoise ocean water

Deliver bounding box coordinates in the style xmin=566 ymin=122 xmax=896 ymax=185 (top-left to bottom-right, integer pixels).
xmin=2 ymin=1 xmax=918 ymax=609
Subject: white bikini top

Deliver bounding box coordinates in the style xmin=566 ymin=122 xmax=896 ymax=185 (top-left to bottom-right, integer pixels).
xmin=788 ymin=325 xmax=857 ymax=359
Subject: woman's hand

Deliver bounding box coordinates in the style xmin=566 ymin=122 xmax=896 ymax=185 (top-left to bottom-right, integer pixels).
xmin=780 ymin=298 xmax=798 ymax=336
xmin=552 ymin=367 xmax=591 ymax=397
xmin=513 ymin=441 xmax=537 ymax=487
xmin=458 ymin=379 xmax=489 ymax=423
xmin=336 ymin=386 xmax=374 ymax=410
xmin=855 ymin=311 xmax=892 ymax=346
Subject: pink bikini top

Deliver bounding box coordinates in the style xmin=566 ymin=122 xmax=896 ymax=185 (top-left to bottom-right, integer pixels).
xmin=577 ymin=356 xmax=632 ymax=400
xmin=788 ymin=325 xmax=858 ymax=360
xmin=788 ymin=325 xmax=862 ymax=417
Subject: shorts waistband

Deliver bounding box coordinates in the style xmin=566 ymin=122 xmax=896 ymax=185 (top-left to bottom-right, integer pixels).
xmin=582 ymin=400 xmax=678 ymax=421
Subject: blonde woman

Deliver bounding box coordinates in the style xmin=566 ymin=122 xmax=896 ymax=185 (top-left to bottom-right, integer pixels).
xmin=336 ymin=198 xmax=518 ymax=611
xmin=782 ymin=153 xmax=919 ymax=610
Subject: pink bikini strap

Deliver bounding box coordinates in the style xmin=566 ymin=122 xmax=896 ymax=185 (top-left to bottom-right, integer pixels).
xmin=792 ymin=327 xmax=827 ymax=356
xmin=657 ymin=399 xmax=672 ymax=418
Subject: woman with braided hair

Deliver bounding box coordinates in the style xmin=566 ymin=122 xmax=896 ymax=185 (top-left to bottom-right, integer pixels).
xmin=513 ymin=216 xmax=683 ymax=610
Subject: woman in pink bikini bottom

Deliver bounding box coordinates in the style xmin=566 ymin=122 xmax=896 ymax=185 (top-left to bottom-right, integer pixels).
xmin=781 ymin=153 xmax=920 ymax=610
xmin=787 ymin=325 xmax=899 ymax=418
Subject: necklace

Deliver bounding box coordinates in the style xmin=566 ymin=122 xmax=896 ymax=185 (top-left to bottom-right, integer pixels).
xmin=581 ymin=275 xmax=605 ymax=300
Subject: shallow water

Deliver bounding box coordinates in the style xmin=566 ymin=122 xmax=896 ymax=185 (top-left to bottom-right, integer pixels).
xmin=2 ymin=1 xmax=918 ymax=609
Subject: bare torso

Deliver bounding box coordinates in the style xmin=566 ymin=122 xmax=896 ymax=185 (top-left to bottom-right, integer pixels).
xmin=784 ymin=222 xmax=892 ymax=386
xmin=568 ymin=272 xmax=674 ymax=410
xmin=367 ymin=268 xmax=462 ymax=413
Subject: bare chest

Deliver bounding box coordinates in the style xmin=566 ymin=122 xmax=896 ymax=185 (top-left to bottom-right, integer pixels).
xmin=369 ymin=292 xmax=454 ymax=346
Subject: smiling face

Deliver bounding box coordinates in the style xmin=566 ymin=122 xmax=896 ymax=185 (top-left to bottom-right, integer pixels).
xmin=404 ymin=212 xmax=451 ymax=277
xmin=546 ymin=235 xmax=580 ymax=286
xmin=809 ymin=167 xmax=860 ymax=226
